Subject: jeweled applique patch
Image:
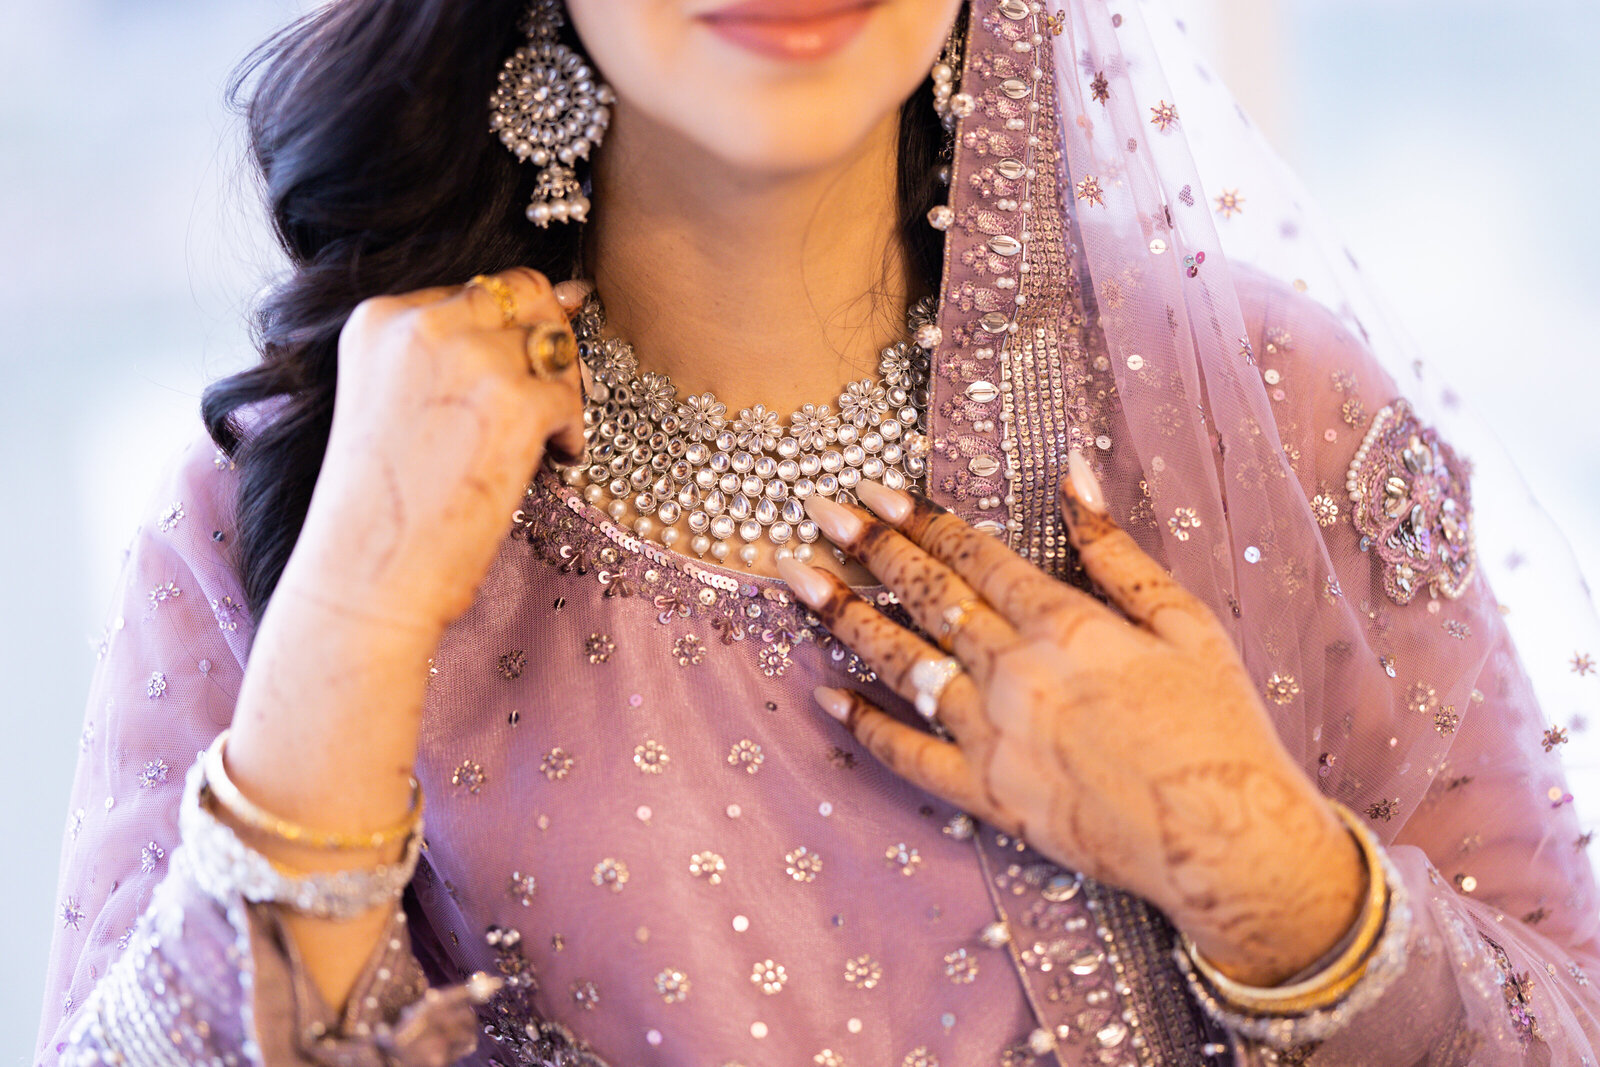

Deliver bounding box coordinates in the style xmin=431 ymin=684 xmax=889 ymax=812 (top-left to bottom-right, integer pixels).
xmin=1345 ymin=399 xmax=1475 ymax=604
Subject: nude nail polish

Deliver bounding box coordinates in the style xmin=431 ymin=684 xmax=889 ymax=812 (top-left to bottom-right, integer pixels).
xmin=813 ymin=686 xmax=851 ymax=723
xmin=1066 ymin=450 xmax=1107 ymax=514
xmin=776 ymin=555 xmax=832 ymax=606
xmin=804 ymin=495 xmax=864 ymax=544
xmin=855 ymin=479 xmax=912 ymax=525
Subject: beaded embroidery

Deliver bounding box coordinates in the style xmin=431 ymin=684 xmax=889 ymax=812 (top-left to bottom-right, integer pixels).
xmin=480 ymin=925 xmax=611 ymax=1066
xmin=511 ymin=466 xmax=901 ymax=680
xmin=1344 ymin=399 xmax=1476 ymax=605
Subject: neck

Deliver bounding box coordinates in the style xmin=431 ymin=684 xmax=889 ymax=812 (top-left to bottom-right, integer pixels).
xmin=584 ymin=106 xmax=919 ymax=418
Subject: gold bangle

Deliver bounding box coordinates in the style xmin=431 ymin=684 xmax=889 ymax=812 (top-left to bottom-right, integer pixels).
xmin=201 ymin=728 xmax=424 ymax=852
xmin=1179 ymin=799 xmax=1389 ymax=1016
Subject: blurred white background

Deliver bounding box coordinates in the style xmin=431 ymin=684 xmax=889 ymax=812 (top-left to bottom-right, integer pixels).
xmin=3 ymin=0 xmax=1597 ymax=1057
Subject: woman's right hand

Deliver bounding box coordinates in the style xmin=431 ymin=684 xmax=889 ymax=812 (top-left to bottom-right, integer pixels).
xmin=283 ymin=267 xmax=586 ymax=637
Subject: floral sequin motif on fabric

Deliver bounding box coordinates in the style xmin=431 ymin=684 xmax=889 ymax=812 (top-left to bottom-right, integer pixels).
xmin=1480 ymin=932 xmax=1544 ymax=1046
xmin=1345 ymin=399 xmax=1476 ymax=604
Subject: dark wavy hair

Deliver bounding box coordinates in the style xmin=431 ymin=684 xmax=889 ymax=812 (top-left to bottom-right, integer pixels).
xmin=201 ymin=0 xmax=952 ymax=630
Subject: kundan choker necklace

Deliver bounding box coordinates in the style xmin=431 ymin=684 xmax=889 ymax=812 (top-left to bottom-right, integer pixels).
xmin=555 ymin=291 xmax=937 ymax=566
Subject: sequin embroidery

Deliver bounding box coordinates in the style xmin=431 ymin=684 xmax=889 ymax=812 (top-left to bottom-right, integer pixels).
xmin=1345 ymin=399 xmax=1476 ymax=604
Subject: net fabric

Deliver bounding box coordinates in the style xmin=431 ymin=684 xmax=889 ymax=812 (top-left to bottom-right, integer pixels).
xmin=31 ymin=430 xmax=470 ymax=1065
xmin=963 ymin=0 xmax=1600 ymax=1057
xmin=29 ymin=0 xmax=1600 ymax=1061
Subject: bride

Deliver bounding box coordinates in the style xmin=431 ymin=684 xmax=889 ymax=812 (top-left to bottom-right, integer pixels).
xmin=36 ymin=0 xmax=1600 ymax=1063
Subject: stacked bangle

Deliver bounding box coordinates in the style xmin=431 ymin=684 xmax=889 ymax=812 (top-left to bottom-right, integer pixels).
xmin=173 ymin=732 xmax=426 ymax=921
xmin=1175 ymin=799 xmax=1413 ymax=1046
xmin=201 ymin=727 xmax=424 ymax=851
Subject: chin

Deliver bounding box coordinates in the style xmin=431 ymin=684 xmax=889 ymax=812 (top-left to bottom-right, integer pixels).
xmin=670 ymin=90 xmax=904 ymax=177
xmin=569 ymin=0 xmax=956 ymax=181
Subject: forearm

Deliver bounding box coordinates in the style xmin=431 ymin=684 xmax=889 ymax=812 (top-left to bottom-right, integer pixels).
xmin=54 ymin=756 xmax=485 ymax=1066
xmin=219 ymin=557 xmax=441 ymax=1018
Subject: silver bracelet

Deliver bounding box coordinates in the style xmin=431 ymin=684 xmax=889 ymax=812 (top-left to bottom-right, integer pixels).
xmin=174 ymin=756 xmax=422 ymax=921
xmin=1173 ymin=842 xmax=1413 ymax=1048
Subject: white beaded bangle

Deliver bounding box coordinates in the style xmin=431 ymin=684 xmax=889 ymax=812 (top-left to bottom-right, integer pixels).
xmin=174 ymin=757 xmax=422 ymax=921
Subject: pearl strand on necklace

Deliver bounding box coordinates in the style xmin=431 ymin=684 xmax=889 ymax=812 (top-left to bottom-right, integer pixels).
xmin=557 ymin=291 xmax=938 ymax=566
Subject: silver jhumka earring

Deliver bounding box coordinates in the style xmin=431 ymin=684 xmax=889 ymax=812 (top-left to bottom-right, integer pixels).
xmin=488 ymin=0 xmax=615 ymax=226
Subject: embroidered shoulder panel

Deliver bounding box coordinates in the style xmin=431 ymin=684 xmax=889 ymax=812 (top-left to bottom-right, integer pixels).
xmin=1345 ymin=399 xmax=1476 ymax=604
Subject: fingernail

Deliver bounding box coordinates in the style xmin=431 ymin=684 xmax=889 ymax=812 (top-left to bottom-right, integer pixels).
xmin=1066 ymin=450 xmax=1107 ymax=515
xmin=776 ymin=555 xmax=833 ymax=606
xmin=813 ymin=686 xmax=851 ymax=723
xmin=552 ymin=278 xmax=592 ymax=311
xmin=804 ymin=495 xmax=863 ymax=544
xmin=855 ymin=479 xmax=913 ymax=525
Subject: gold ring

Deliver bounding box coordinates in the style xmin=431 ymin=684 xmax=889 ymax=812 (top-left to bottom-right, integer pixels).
xmin=465 ymin=273 xmax=519 ymax=328
xmin=525 ymin=320 xmax=578 ymax=380
xmin=937 ymin=595 xmax=984 ymax=652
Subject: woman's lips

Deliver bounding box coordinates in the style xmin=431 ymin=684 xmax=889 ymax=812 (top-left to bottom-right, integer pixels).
xmin=697 ymin=0 xmax=880 ymax=62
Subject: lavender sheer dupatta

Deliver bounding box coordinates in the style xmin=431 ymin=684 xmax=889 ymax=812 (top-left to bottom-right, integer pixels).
xmin=924 ymin=0 xmax=1600 ymax=1058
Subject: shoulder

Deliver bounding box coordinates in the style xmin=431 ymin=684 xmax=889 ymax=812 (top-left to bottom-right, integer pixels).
xmin=140 ymin=424 xmax=241 ymax=557
xmin=141 ymin=397 xmax=283 ymax=549
xmin=1231 ymin=266 xmax=1478 ymax=607
xmin=1232 ymin=263 xmax=1398 ymax=405
xmin=127 ymin=400 xmax=285 ymax=650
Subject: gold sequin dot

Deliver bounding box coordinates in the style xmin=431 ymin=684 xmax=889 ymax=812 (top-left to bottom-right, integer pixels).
xmin=727 ymin=804 xmax=742 ymax=818
xmin=646 ymin=1030 xmax=663 ymax=1046
xmin=1457 ymin=874 xmax=1478 ymax=893
xmin=847 ymin=1018 xmax=863 ymax=1034
xmin=733 ymin=914 xmax=750 ymax=932
xmin=636 ymin=805 xmax=652 ymax=822
xmin=751 ymin=1022 xmax=769 ymax=1039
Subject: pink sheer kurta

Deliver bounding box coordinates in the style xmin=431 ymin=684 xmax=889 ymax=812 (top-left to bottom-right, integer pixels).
xmin=32 ymin=290 xmax=1600 ymax=1062
xmin=33 ymin=0 xmax=1600 ymax=1062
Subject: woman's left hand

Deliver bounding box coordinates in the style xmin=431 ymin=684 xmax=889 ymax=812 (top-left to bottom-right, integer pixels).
xmin=776 ymin=455 xmax=1365 ymax=987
